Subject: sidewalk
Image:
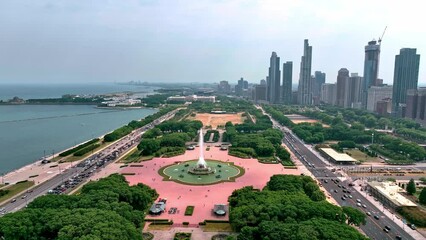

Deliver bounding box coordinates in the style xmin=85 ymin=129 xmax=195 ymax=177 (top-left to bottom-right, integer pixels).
xmin=353 ymin=179 xmax=424 ymax=240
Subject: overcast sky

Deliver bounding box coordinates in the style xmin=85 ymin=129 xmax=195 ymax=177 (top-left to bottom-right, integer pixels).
xmin=0 ymin=0 xmax=425 ymax=85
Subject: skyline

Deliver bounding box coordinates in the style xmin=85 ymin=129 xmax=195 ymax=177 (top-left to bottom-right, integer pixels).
xmin=1 ymin=0 xmax=426 ymax=84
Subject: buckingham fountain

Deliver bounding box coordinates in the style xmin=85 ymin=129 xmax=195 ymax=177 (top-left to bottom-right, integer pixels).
xmin=188 ymin=129 xmax=215 ymax=175
xmin=160 ymin=128 xmax=243 ymax=185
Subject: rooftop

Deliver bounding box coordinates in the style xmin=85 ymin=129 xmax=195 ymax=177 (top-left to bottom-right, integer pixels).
xmin=319 ymin=148 xmax=357 ymax=162
xmin=368 ymin=181 xmax=416 ymax=207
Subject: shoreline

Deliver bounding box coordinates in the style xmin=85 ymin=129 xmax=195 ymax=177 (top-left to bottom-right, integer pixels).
xmin=0 ymin=108 xmax=158 ymax=185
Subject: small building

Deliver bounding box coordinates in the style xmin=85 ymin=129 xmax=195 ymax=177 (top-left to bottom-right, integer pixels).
xmin=213 ymin=204 xmax=228 ymax=216
xmin=366 ymin=181 xmax=416 ymax=210
xmin=318 ymin=148 xmax=357 ymax=165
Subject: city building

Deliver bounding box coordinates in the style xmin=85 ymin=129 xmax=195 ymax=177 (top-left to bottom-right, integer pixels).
xmin=235 ymin=77 xmax=245 ymax=96
xmin=312 ymin=71 xmax=326 ymax=105
xmin=282 ymin=61 xmax=293 ymax=104
xmin=361 ymin=40 xmax=381 ymax=109
xmin=217 ymin=81 xmax=231 ymax=93
xmin=267 ymin=52 xmax=281 ymax=104
xmin=253 ymin=85 xmax=267 ymax=103
xmin=392 ymin=48 xmax=420 ymax=117
xmin=298 ymin=39 xmax=313 ymax=105
xmin=367 ymin=86 xmax=393 ymax=112
xmin=318 ymin=148 xmax=357 ymax=165
xmin=336 ymin=68 xmax=350 ymax=107
xmin=376 ymin=98 xmax=392 ymax=116
xmin=348 ymin=73 xmax=363 ymax=109
xmin=260 ymin=79 xmax=266 ymax=85
xmin=366 ymin=181 xmax=416 ymax=210
xmin=167 ymin=95 xmax=216 ymax=103
xmin=320 ymin=83 xmax=337 ymax=105
xmin=405 ymin=88 xmax=426 ymax=125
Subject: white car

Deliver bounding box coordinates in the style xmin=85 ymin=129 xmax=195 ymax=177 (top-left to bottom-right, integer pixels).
xmin=357 ymin=203 xmax=362 ymax=207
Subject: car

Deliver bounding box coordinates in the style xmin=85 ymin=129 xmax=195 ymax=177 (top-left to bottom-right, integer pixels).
xmin=374 ymin=215 xmax=380 ymax=220
xmin=348 ymin=195 xmax=353 ymax=199
xmin=383 ymin=228 xmax=389 ymax=233
xmin=366 ymin=212 xmax=371 ymax=216
xmin=334 ymin=189 xmax=338 ymax=193
xmin=324 ymin=180 xmax=328 ymax=183
xmin=341 ymin=196 xmax=346 ymax=200
xmin=385 ymin=226 xmax=391 ymax=231
xmin=409 ymin=224 xmax=416 ymax=230
xmin=362 ymin=204 xmax=367 ymax=208
xmin=395 ymin=236 xmax=402 ymax=240
xmin=356 ymin=199 xmax=361 ymax=203
xmin=356 ymin=203 xmax=362 ymax=207
xmin=10 ymin=199 xmax=16 ymax=203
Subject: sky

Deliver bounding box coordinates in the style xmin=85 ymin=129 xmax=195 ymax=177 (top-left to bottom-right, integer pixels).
xmin=0 ymin=0 xmax=425 ymax=85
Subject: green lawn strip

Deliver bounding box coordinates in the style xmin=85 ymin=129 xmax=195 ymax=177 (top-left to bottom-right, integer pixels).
xmin=120 ymin=148 xmax=140 ymax=163
xmin=0 ymin=181 xmax=34 ymax=203
xmin=203 ymin=222 xmax=233 ymax=232
xmin=184 ymin=206 xmax=194 ymax=216
xmin=344 ymin=149 xmax=380 ymax=162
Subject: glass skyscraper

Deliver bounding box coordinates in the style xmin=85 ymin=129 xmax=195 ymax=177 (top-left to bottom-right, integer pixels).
xmin=361 ymin=40 xmax=381 ymax=109
xmin=282 ymin=61 xmax=293 ymax=104
xmin=297 ymin=39 xmax=313 ymax=105
xmin=392 ymin=48 xmax=420 ymax=116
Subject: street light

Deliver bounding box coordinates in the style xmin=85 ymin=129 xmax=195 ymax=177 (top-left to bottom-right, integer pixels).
xmin=371 ymin=133 xmax=374 ymax=145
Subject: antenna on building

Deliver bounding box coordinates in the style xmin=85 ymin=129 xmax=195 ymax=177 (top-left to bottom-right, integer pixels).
xmin=378 ymin=26 xmax=387 ymax=45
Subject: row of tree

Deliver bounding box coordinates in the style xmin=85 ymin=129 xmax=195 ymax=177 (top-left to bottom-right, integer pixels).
xmin=229 ymin=175 xmax=368 ymax=240
xmin=0 ymin=174 xmax=158 ymax=240
xmin=104 ymin=106 xmax=177 ymax=142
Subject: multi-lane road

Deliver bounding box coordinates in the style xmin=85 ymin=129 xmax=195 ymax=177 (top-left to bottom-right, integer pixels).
xmin=260 ymin=107 xmax=416 ymax=240
xmin=0 ymin=108 xmax=179 ymax=215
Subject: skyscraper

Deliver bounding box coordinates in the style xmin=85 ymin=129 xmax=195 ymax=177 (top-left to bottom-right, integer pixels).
xmin=392 ymin=48 xmax=420 ymax=116
xmin=313 ymin=71 xmax=326 ymax=99
xmin=361 ymin=40 xmax=381 ymax=109
xmin=348 ymin=73 xmax=363 ymax=108
xmin=298 ymin=39 xmax=313 ymax=105
xmin=336 ymin=68 xmax=350 ymax=107
xmin=405 ymin=88 xmax=426 ymax=125
xmin=268 ymin=52 xmax=281 ymax=104
xmin=282 ymin=61 xmax=293 ymax=104
xmin=320 ymin=83 xmax=337 ymax=105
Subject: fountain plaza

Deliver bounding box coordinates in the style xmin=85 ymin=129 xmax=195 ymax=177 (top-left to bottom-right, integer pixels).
xmin=122 ymin=129 xmax=301 ymax=225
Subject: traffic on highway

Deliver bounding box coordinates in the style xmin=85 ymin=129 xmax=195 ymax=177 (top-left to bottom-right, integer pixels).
xmin=0 ymin=108 xmax=179 ymax=216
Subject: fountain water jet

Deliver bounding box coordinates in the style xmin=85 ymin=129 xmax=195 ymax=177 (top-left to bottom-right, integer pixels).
xmin=188 ymin=128 xmax=215 ymax=175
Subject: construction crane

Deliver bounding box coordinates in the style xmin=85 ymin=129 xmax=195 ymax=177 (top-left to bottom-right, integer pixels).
xmin=378 ymin=26 xmax=387 ymax=45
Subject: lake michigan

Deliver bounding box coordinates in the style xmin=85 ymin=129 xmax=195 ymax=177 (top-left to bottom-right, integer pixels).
xmin=0 ymin=83 xmax=158 ymax=174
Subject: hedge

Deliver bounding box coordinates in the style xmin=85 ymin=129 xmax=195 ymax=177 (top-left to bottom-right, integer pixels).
xmin=73 ymin=143 xmax=101 ymax=156
xmin=59 ymin=138 xmax=100 ymax=157
xmin=184 ymin=206 xmax=194 ymax=216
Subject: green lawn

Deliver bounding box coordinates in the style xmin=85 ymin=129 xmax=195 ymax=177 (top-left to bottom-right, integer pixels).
xmin=203 ymin=222 xmax=233 ymax=232
xmin=344 ymin=149 xmax=380 ymax=163
xmin=0 ymin=181 xmax=34 ymax=203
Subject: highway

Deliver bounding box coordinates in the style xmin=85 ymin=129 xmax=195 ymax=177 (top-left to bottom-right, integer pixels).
xmin=0 ymin=108 xmax=179 ymax=215
xmin=260 ymin=107 xmax=416 ymax=240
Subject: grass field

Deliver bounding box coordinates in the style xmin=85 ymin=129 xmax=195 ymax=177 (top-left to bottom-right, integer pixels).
xmin=203 ymin=222 xmax=233 ymax=232
xmin=0 ymin=181 xmax=34 ymax=203
xmin=344 ymin=149 xmax=380 ymax=163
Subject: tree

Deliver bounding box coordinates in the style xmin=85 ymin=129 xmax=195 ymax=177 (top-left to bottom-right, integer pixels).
xmin=137 ymin=139 xmax=160 ymax=155
xmin=342 ymin=207 xmax=366 ymax=226
xmin=419 ymin=188 xmax=426 ymax=205
xmin=407 ymin=179 xmax=417 ymax=195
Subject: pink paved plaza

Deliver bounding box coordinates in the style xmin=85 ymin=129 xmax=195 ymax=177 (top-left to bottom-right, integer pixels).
xmin=122 ymin=146 xmax=301 ymax=225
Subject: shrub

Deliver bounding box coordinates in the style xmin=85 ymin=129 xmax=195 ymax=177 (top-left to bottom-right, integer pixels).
xmin=397 ymin=206 xmax=426 ymax=227
xmin=185 ymin=206 xmax=194 ymax=216
xmin=59 ymin=138 xmax=100 ymax=156
xmin=73 ymin=143 xmax=101 ymax=156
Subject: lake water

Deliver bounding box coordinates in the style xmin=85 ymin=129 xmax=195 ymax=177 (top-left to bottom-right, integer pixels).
xmin=0 ymin=82 xmax=156 ymax=101
xmin=0 ymin=83 xmax=159 ymax=174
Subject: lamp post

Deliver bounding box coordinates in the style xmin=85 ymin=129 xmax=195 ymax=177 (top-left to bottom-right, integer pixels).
xmin=371 ymin=133 xmax=374 ymax=145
